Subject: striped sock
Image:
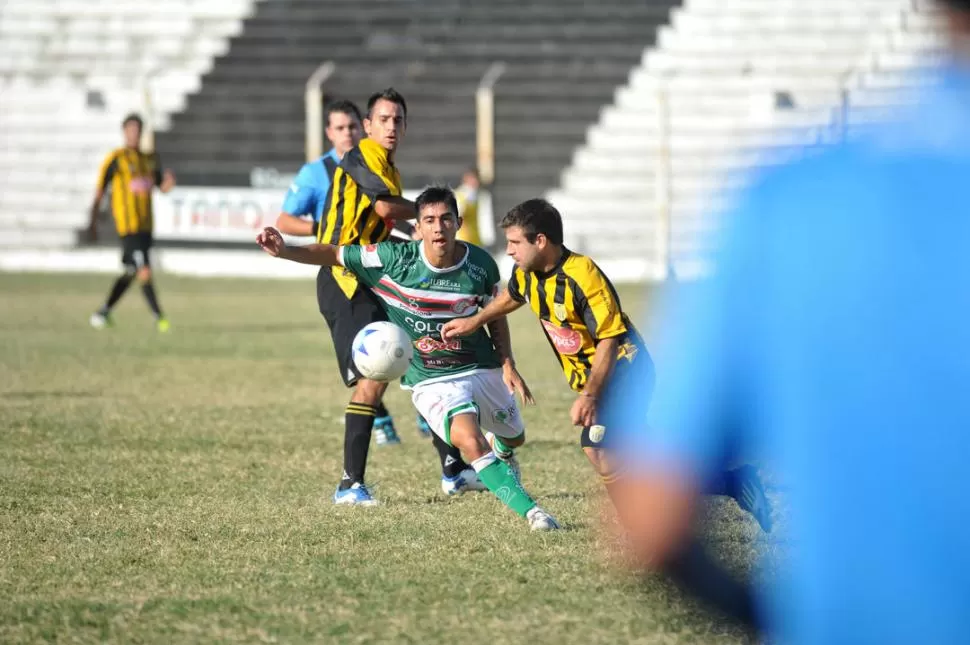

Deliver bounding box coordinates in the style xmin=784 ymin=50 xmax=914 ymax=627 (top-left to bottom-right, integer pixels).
xmin=340 ymin=402 xmax=377 ymax=490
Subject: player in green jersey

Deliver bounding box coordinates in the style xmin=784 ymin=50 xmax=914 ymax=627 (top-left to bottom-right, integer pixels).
xmin=257 ymin=186 xmax=560 ymax=530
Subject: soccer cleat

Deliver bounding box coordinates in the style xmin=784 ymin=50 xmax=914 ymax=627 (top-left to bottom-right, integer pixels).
xmin=373 ymin=416 xmax=401 ymax=446
xmin=441 ymin=468 xmax=488 ymax=496
xmin=527 ymin=506 xmax=562 ymax=531
xmin=416 ymin=414 xmax=432 ymax=438
xmin=733 ymin=465 xmax=773 ymax=533
xmin=156 ymin=317 xmax=171 ymax=333
xmin=486 ymin=431 xmax=521 ymax=482
xmin=333 ymin=482 xmax=379 ymax=506
xmin=89 ymin=311 xmax=113 ymax=329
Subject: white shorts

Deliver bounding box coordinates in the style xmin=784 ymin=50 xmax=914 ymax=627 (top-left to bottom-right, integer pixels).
xmin=410 ymin=369 xmax=526 ymax=446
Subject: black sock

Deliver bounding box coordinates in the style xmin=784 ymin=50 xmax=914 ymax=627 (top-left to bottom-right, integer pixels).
xmin=102 ymin=274 xmax=133 ymax=312
xmin=340 ymin=402 xmax=377 ymax=490
xmin=431 ymin=431 xmax=470 ymax=478
xmin=141 ymin=281 xmax=163 ymax=318
xmin=375 ymin=402 xmax=390 ymax=418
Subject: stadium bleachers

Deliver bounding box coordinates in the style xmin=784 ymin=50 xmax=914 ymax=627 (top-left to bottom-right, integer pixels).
xmin=0 ymin=0 xmax=951 ymax=277
xmin=0 ymin=0 xmax=260 ymax=246
xmin=548 ymin=0 xmax=941 ymax=278
xmin=155 ymin=0 xmax=681 ymax=221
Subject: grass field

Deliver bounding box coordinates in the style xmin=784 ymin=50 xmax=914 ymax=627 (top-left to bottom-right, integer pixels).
xmin=1 ymin=272 xmax=765 ymax=644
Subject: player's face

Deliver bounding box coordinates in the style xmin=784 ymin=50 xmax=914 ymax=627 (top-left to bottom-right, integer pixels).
xmin=123 ymin=121 xmax=141 ymax=149
xmin=504 ymin=225 xmax=541 ymax=271
xmin=364 ymin=99 xmax=406 ymax=153
xmin=417 ymin=202 xmax=460 ymax=258
xmin=325 ymin=111 xmax=361 ymax=157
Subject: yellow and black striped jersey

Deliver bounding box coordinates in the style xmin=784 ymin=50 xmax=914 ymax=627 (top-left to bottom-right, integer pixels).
xmin=96 ymin=147 xmax=163 ymax=237
xmin=507 ymin=249 xmax=644 ymax=393
xmin=317 ymin=138 xmax=403 ymax=298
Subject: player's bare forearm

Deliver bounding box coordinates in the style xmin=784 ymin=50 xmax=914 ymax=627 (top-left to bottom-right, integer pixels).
xmin=486 ymin=317 xmax=515 ymax=366
xmin=159 ymin=170 xmax=176 ymax=193
xmin=279 ymin=243 xmax=339 ymax=266
xmin=583 ymin=337 xmax=620 ymax=400
xmin=478 ymin=289 xmax=523 ymax=328
xmin=276 ymin=213 xmax=315 ymax=237
xmin=373 ymin=196 xmax=416 ymax=221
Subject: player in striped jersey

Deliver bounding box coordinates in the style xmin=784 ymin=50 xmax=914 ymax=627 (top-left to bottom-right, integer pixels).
xmin=443 ymin=199 xmax=772 ymax=532
xmin=311 ymin=90 xmax=478 ymax=504
xmin=87 ymin=114 xmax=176 ymax=332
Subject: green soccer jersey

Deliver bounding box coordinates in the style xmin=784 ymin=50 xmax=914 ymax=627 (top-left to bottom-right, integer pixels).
xmin=339 ymin=241 xmax=503 ymax=387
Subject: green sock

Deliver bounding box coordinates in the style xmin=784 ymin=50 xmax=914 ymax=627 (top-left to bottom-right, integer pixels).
xmin=476 ymin=458 xmax=537 ymax=518
xmin=487 ymin=431 xmax=515 ymax=458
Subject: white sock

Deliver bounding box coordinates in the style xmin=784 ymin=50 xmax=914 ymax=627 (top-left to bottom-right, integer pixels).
xmin=470 ymin=451 xmax=498 ymax=473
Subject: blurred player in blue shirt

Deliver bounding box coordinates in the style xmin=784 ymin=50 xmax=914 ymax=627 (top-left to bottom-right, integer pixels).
xmin=610 ymin=1 xmax=970 ymax=642
xmin=276 ymin=100 xmax=362 ymax=237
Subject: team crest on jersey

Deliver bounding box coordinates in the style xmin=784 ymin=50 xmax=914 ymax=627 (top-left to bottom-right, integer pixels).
xmin=553 ymin=303 xmax=568 ymax=322
xmin=451 ymin=297 xmax=478 ymax=315
xmin=618 ymin=341 xmax=639 ymax=363
xmin=492 ymin=406 xmax=517 ymax=427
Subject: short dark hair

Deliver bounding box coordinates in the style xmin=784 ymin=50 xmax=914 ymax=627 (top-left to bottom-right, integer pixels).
xmin=325 ymin=100 xmax=362 ymax=127
xmin=414 ymin=186 xmax=459 ymax=219
xmin=939 ymin=0 xmax=970 ymax=9
xmin=501 ymin=199 xmax=564 ymax=246
xmin=366 ymin=88 xmax=407 ymax=120
xmin=122 ymin=113 xmax=143 ymax=129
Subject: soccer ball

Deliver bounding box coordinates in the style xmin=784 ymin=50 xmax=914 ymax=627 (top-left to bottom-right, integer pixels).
xmin=352 ymin=321 xmax=413 ymax=382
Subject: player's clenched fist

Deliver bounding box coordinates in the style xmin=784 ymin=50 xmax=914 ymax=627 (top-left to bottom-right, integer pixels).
xmin=257 ymin=226 xmax=286 ymax=257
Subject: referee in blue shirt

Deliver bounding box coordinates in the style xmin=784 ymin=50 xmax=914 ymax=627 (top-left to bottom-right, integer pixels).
xmin=609 ymin=1 xmax=970 ymax=642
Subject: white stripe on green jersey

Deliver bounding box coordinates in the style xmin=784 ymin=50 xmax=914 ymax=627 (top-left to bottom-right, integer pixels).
xmin=339 ymin=241 xmax=503 ymax=387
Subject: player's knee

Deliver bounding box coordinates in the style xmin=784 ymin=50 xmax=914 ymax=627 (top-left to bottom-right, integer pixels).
xmin=583 ymin=447 xmax=608 ymax=476
xmin=136 ymin=266 xmax=152 ymax=283
xmin=503 ymin=431 xmax=526 ymax=448
xmin=352 ymin=378 xmax=387 ymax=405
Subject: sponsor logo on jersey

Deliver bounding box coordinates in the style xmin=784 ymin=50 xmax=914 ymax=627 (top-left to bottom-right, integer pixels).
xmin=404 ymin=316 xmax=444 ymax=334
xmin=541 ymin=320 xmax=583 ymax=355
xmin=129 ymin=177 xmax=153 ymax=195
xmin=414 ymin=336 xmax=462 ymax=353
xmin=419 ymin=276 xmax=462 ymax=290
xmin=451 ymin=297 xmax=478 ymax=315
xmin=466 ymin=263 xmax=487 ymax=280
xmin=420 ymin=356 xmax=467 ymax=369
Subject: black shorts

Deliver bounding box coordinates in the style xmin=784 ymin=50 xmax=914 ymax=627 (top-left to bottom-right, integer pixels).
xmin=316 ymin=267 xmax=387 ymax=388
xmin=580 ymin=346 xmax=656 ymax=449
xmin=121 ymin=232 xmax=153 ymax=270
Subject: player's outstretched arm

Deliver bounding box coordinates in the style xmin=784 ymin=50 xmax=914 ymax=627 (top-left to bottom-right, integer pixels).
xmin=487 ymin=316 xmax=535 ymax=406
xmin=442 ymin=288 xmax=523 ymax=340
xmin=275 ymin=213 xmax=316 ymax=237
xmin=256 ymin=226 xmax=339 ymax=266
xmin=373 ymin=196 xmax=417 ymax=221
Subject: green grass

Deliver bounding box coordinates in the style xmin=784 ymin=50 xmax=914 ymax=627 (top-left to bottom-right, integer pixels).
xmin=0 ymin=272 xmax=762 ymax=644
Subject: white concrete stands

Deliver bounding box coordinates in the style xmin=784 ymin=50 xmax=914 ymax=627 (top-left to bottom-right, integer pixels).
xmin=0 ymin=0 xmax=261 ymax=248
xmin=548 ymin=0 xmax=924 ymax=279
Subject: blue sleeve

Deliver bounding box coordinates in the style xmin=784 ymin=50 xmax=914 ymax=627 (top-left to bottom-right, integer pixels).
xmin=617 ymin=181 xmax=769 ymax=481
xmin=281 ymin=164 xmax=327 ymax=219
